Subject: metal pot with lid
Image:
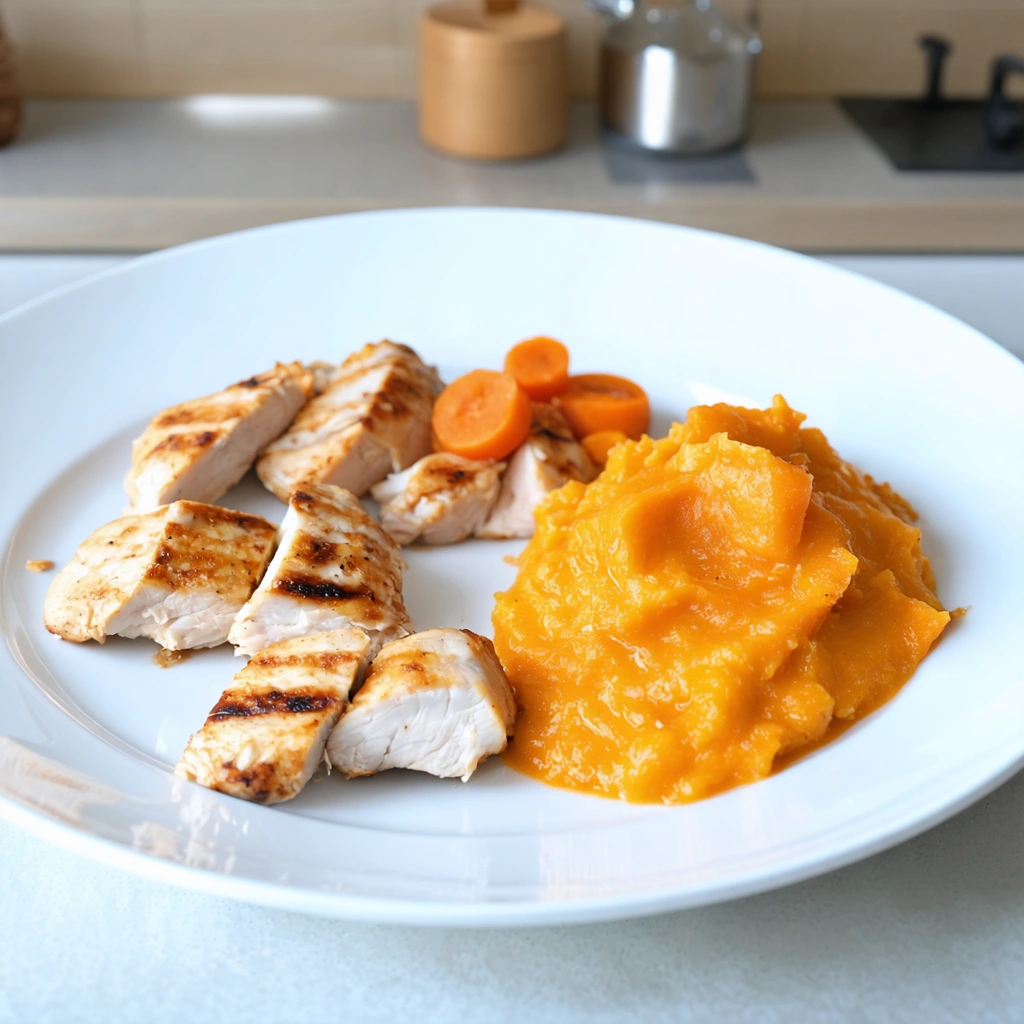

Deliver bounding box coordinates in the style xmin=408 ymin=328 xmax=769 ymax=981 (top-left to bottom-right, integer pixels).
xmin=588 ymin=0 xmax=761 ymax=154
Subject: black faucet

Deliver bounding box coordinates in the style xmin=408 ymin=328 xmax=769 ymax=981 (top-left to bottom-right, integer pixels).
xmin=918 ymin=34 xmax=952 ymax=108
xmin=986 ymin=55 xmax=1024 ymax=150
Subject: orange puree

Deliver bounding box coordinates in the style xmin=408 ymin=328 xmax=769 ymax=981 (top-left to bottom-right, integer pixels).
xmin=492 ymin=396 xmax=950 ymax=804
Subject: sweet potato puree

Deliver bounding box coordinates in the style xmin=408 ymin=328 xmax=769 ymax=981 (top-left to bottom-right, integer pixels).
xmin=492 ymin=396 xmax=950 ymax=804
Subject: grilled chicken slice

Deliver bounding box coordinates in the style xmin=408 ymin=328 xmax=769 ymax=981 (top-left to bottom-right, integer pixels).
xmin=476 ymin=403 xmax=597 ymax=540
xmin=125 ymin=362 xmax=312 ymax=511
xmin=326 ymin=629 xmax=516 ymax=782
xmin=43 ymin=501 xmax=276 ymax=650
xmin=370 ymin=453 xmax=504 ymax=546
xmin=229 ymin=483 xmax=411 ymax=658
xmin=256 ymin=341 xmax=442 ymax=502
xmin=176 ymin=629 xmax=371 ymax=804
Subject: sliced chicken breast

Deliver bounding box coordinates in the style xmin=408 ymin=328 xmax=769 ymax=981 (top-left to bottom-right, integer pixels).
xmin=476 ymin=402 xmax=597 ymax=540
xmin=370 ymin=452 xmax=504 ymax=546
xmin=125 ymin=362 xmax=312 ymax=511
xmin=326 ymin=628 xmax=516 ymax=782
xmin=44 ymin=501 xmax=277 ymax=650
xmin=176 ymin=629 xmax=371 ymax=804
xmin=228 ymin=483 xmax=411 ymax=658
xmin=256 ymin=341 xmax=442 ymax=502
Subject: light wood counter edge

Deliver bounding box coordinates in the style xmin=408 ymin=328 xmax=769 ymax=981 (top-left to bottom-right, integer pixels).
xmin=0 ymin=197 xmax=1022 ymax=253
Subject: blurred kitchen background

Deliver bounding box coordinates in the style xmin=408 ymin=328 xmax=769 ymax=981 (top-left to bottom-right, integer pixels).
xmin=2 ymin=0 xmax=1022 ymax=101
xmin=0 ymin=0 xmax=1020 ymax=351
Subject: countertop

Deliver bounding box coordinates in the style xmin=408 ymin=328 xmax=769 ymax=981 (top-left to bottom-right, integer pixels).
xmin=1 ymin=99 xmax=1023 ymax=252
xmin=2 ymin=252 xmax=1023 ymax=1024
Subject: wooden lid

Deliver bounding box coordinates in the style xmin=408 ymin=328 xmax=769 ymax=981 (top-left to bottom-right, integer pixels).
xmin=423 ymin=1 xmax=564 ymax=47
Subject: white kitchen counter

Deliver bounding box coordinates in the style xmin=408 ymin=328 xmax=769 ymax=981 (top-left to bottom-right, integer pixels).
xmin=1 ymin=99 xmax=1024 ymax=253
xmin=2 ymin=252 xmax=1023 ymax=1023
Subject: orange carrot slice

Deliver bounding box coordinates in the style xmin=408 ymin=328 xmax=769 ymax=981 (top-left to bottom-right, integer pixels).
xmin=556 ymin=373 xmax=650 ymax=440
xmin=581 ymin=429 xmax=629 ymax=466
xmin=432 ymin=369 xmax=532 ymax=461
xmin=503 ymin=336 xmax=570 ymax=401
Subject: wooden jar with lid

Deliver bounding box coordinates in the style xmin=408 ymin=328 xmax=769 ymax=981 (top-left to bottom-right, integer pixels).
xmin=419 ymin=0 xmax=567 ymax=160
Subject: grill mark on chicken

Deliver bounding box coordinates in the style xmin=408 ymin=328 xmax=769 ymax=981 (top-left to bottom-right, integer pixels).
xmin=534 ymin=426 xmax=571 ymax=443
xmin=177 ymin=629 xmax=372 ymax=804
xmin=126 ymin=362 xmax=311 ymax=510
xmin=183 ymin=505 xmax=271 ymax=531
xmin=228 ymin=482 xmax=409 ymax=656
xmin=364 ymin=366 xmax=432 ymax=421
xmin=143 ymin=515 xmax=272 ymax=590
xmin=209 ymin=687 xmax=340 ymax=720
xmin=291 ymin=490 xmax=363 ymax=526
xmin=372 ymin=452 xmax=504 ymax=546
xmin=273 ymin=573 xmax=375 ymax=603
xmin=532 ymin=402 xmax=576 ymax=441
xmin=44 ymin=501 xmax=277 ymax=648
xmin=417 ymin=465 xmax=473 ymax=493
xmin=327 ymin=346 xmax=436 ymax=400
xmin=151 ymin=405 xmax=221 ymax=429
xmin=250 ymin=649 xmax=361 ymax=671
xmin=291 ymin=534 xmax=340 ymax=566
xmin=148 ymin=429 xmax=221 ymax=455
xmin=286 ymin=532 xmax=383 ymax=574
xmin=255 ymin=342 xmax=441 ymax=500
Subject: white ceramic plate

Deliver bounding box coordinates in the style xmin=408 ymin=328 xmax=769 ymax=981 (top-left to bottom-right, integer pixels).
xmin=2 ymin=209 xmax=1023 ymax=927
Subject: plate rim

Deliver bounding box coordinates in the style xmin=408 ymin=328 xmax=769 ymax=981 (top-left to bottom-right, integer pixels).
xmin=3 ymin=741 xmax=1021 ymax=927
xmin=2 ymin=205 xmax=1023 ymax=926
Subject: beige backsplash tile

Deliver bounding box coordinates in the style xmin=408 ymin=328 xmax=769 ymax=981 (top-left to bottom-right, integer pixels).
xmin=1 ymin=0 xmax=1022 ymax=98
xmin=749 ymin=6 xmax=804 ymax=97
xmin=788 ymin=6 xmax=1024 ymax=97
xmin=1 ymin=2 xmax=149 ymax=95
xmin=143 ymin=6 xmax=399 ymax=95
xmin=545 ymin=0 xmax=601 ymax=96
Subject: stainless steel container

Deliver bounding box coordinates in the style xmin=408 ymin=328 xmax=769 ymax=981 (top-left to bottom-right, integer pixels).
xmin=589 ymin=0 xmax=761 ymax=154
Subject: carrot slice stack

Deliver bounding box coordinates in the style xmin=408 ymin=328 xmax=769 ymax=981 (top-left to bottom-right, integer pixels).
xmin=432 ymin=370 xmax=533 ymax=461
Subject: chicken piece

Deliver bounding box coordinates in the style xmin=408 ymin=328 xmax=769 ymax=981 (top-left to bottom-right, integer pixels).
xmin=125 ymin=362 xmax=312 ymax=511
xmin=370 ymin=453 xmax=504 ymax=546
xmin=176 ymin=629 xmax=371 ymax=804
xmin=476 ymin=403 xmax=597 ymax=540
xmin=228 ymin=483 xmax=411 ymax=658
xmin=326 ymin=629 xmax=516 ymax=782
xmin=43 ymin=501 xmax=277 ymax=650
xmin=256 ymin=341 xmax=441 ymax=502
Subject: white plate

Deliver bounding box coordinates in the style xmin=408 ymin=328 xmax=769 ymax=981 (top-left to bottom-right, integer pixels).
xmin=2 ymin=209 xmax=1023 ymax=927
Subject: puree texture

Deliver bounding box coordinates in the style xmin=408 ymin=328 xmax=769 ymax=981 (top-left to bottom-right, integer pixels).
xmin=492 ymin=396 xmax=951 ymax=804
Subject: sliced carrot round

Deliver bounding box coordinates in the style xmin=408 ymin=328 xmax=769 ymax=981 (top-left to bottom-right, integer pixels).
xmin=556 ymin=373 xmax=650 ymax=441
xmin=432 ymin=369 xmax=532 ymax=461
xmin=581 ymin=429 xmax=629 ymax=466
xmin=503 ymin=337 xmax=570 ymax=401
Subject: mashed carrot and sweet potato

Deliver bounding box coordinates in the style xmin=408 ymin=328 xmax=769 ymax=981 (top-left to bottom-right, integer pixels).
xmin=492 ymin=396 xmax=950 ymax=804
